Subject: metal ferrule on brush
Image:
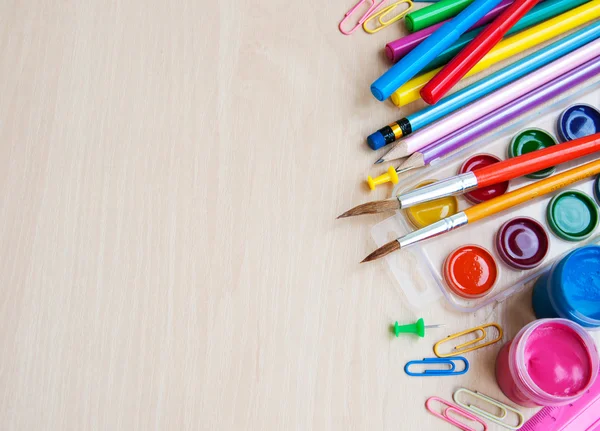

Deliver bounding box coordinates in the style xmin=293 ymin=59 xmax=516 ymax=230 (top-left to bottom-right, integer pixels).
xmin=398 ymin=212 xmax=468 ymax=249
xmin=397 ymin=172 xmax=478 ymax=209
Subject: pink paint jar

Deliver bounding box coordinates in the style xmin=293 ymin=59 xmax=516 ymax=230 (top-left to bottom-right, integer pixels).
xmin=496 ymin=318 xmax=599 ymax=407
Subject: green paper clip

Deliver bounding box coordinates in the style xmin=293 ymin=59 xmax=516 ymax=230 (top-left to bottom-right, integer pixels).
xmin=453 ymin=388 xmax=525 ymax=430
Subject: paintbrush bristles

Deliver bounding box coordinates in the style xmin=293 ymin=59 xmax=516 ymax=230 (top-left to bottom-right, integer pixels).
xmin=337 ymin=198 xmax=400 ymax=219
xmin=361 ymin=240 xmax=401 ymax=263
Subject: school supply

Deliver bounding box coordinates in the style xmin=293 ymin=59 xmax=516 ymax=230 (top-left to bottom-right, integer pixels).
xmin=339 ymin=0 xmax=387 ymax=35
xmin=363 ymin=0 xmax=413 ymax=33
xmin=390 ymin=0 xmax=600 ymax=106
xmin=370 ymin=0 xmax=505 ymax=101
xmin=369 ymin=21 xmax=600 ymax=150
xmin=434 ymin=323 xmax=503 ymax=357
xmin=421 ymin=0 xmax=541 ymax=104
xmin=405 ymin=0 xmax=486 ymax=32
xmin=362 ymin=158 xmax=600 ymax=263
xmin=387 ymin=57 xmax=600 ymax=178
xmin=520 ymin=372 xmax=600 ymax=430
xmin=385 ymin=0 xmax=513 ymax=62
xmin=387 ymin=0 xmax=589 ymax=70
xmin=404 ymin=357 xmax=470 ymax=376
xmin=340 ymin=133 xmax=600 ymax=218
xmin=453 ymin=389 xmax=525 ymax=430
xmin=378 ymin=39 xmax=600 ymax=165
xmin=426 ymin=397 xmax=489 ymax=430
xmin=393 ymin=318 xmax=444 ymax=337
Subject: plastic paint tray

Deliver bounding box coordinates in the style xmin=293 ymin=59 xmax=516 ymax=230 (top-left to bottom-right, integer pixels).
xmin=371 ymin=79 xmax=600 ymax=312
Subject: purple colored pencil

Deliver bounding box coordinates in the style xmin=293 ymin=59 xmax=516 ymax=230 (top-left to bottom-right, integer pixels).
xmin=419 ymin=57 xmax=600 ymax=165
xmin=385 ymin=0 xmax=514 ymax=63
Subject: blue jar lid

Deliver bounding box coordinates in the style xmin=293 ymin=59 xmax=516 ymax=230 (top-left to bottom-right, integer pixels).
xmin=558 ymin=104 xmax=600 ymax=142
xmin=550 ymin=246 xmax=600 ymax=327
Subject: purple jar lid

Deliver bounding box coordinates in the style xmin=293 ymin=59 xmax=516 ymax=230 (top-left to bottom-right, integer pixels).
xmin=495 ymin=217 xmax=550 ymax=270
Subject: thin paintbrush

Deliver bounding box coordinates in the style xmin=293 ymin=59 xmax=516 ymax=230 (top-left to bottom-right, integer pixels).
xmin=338 ymin=133 xmax=600 ymax=218
xmin=376 ymin=38 xmax=600 ymax=165
xmin=362 ymin=159 xmax=600 ymax=263
xmin=369 ymin=56 xmax=600 ymax=189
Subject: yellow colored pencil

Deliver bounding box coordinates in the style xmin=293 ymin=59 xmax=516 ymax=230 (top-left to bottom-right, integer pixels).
xmin=362 ymin=158 xmax=600 ymax=262
xmin=390 ymin=0 xmax=600 ymax=107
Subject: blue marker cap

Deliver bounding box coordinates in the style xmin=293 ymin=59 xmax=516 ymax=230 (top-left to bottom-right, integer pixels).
xmin=557 ymin=104 xmax=600 ymax=142
xmin=367 ymin=131 xmax=387 ymax=150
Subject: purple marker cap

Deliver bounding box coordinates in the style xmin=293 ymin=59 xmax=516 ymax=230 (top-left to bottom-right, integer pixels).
xmin=385 ymin=0 xmax=514 ymax=63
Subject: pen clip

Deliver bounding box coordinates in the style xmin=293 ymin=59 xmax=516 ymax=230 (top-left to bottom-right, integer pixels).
xmin=453 ymin=389 xmax=524 ymax=430
xmin=434 ymin=323 xmax=503 ymax=357
xmin=426 ymin=397 xmax=488 ymax=431
xmin=362 ymin=0 xmax=413 ymax=34
xmin=404 ymin=357 xmax=469 ymax=376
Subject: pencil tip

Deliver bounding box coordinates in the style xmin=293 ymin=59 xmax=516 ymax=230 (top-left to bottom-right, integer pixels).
xmin=374 ymin=158 xmax=384 ymax=165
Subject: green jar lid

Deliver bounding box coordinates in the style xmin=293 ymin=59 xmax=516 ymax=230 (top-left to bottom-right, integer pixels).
xmin=509 ymin=128 xmax=559 ymax=179
xmin=546 ymin=190 xmax=599 ymax=242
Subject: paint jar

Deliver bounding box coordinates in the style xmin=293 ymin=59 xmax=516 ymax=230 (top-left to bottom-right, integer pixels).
xmin=532 ymin=245 xmax=600 ymax=329
xmin=458 ymin=154 xmax=508 ymax=204
xmin=495 ymin=217 xmax=549 ymax=270
xmin=558 ymin=103 xmax=600 ymax=142
xmin=443 ymin=245 xmax=498 ymax=298
xmin=594 ymin=175 xmax=600 ymax=204
xmin=508 ymin=128 xmax=558 ymax=179
xmin=496 ymin=318 xmax=599 ymax=407
xmin=405 ymin=180 xmax=458 ymax=228
xmin=546 ymin=190 xmax=599 ymax=241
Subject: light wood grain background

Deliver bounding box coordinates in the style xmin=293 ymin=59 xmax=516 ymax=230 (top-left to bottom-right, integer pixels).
xmin=0 ymin=1 xmax=598 ymax=430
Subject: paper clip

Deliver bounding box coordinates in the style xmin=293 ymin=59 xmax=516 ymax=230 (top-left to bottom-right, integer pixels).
xmin=338 ymin=0 xmax=386 ymax=35
xmin=404 ymin=356 xmax=469 ymax=376
xmin=362 ymin=0 xmax=413 ymax=34
xmin=453 ymin=389 xmax=525 ymax=430
xmin=426 ymin=397 xmax=488 ymax=431
xmin=434 ymin=323 xmax=503 ymax=358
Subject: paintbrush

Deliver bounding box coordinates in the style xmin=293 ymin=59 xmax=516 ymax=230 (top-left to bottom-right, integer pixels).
xmin=361 ymin=158 xmax=600 ymax=263
xmin=367 ymin=57 xmax=600 ymax=191
xmin=338 ymin=133 xmax=600 ymax=219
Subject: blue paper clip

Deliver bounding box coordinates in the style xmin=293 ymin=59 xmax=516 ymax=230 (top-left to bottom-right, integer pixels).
xmin=404 ymin=356 xmax=469 ymax=376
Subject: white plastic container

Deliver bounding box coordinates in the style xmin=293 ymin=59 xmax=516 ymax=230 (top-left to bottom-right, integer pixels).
xmin=371 ymin=80 xmax=600 ymax=312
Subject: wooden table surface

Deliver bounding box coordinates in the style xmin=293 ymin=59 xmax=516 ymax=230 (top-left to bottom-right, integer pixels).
xmin=1 ymin=1 xmax=598 ymax=429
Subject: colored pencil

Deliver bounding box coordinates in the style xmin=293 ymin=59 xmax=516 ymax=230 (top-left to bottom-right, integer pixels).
xmin=386 ymin=0 xmax=588 ymax=66
xmin=340 ymin=133 xmax=600 ymax=218
xmin=421 ymin=0 xmax=542 ymax=104
xmin=390 ymin=0 xmax=600 ymax=107
xmin=367 ymin=21 xmax=600 ymax=151
xmin=376 ymin=39 xmax=600 ymax=164
xmin=370 ymin=0 xmax=505 ymax=101
xmin=392 ymin=57 xmax=600 ymax=179
xmin=386 ymin=0 xmax=514 ymax=63
xmin=362 ymin=159 xmax=600 ymax=262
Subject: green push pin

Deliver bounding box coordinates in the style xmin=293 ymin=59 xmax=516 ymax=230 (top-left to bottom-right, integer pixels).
xmin=393 ymin=318 xmax=444 ymax=338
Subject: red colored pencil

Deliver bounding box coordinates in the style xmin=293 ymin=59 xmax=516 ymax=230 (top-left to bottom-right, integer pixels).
xmin=421 ymin=0 xmax=541 ymax=105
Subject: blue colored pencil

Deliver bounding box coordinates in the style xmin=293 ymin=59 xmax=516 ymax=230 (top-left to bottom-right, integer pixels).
xmin=367 ymin=21 xmax=600 ymax=151
xmin=370 ymin=0 xmax=505 ymax=101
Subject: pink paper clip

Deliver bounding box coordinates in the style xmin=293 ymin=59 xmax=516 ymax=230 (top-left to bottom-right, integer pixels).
xmin=425 ymin=397 xmax=488 ymax=431
xmin=338 ymin=0 xmax=386 ymax=35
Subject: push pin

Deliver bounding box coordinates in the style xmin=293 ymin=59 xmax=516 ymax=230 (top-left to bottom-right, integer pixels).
xmin=393 ymin=318 xmax=444 ymax=338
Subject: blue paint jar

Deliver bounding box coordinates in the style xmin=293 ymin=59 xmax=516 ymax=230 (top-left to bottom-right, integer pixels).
xmin=532 ymin=245 xmax=600 ymax=329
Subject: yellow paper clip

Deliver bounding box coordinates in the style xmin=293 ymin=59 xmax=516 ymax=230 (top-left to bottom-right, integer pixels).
xmin=434 ymin=323 xmax=503 ymax=358
xmin=362 ymin=0 xmax=413 ymax=34
xmin=453 ymin=388 xmax=525 ymax=430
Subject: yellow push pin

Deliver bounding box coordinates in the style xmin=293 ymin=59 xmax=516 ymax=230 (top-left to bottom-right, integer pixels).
xmin=367 ymin=166 xmax=399 ymax=191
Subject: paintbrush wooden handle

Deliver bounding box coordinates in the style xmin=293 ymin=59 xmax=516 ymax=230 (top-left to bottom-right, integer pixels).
xmin=475 ymin=133 xmax=600 ymax=187
xmin=465 ymin=158 xmax=600 ymax=223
